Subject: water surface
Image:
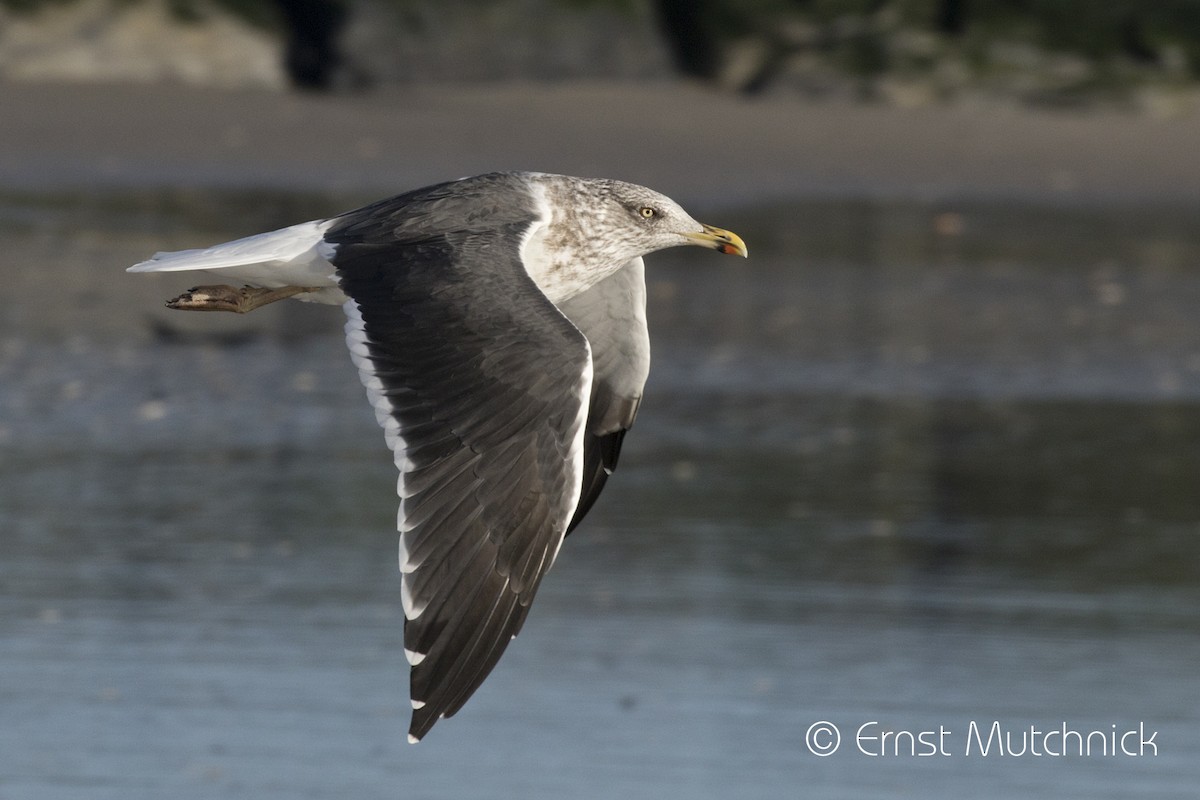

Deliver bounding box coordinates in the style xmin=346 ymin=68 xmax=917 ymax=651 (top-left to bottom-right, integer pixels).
xmin=2 ymin=191 xmax=1198 ymax=798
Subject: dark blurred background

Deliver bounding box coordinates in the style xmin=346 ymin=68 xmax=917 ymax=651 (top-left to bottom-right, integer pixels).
xmin=5 ymin=0 xmax=1200 ymax=102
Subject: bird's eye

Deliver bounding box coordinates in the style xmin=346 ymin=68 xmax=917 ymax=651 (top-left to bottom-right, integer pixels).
xmin=639 ymin=206 xmax=657 ymax=219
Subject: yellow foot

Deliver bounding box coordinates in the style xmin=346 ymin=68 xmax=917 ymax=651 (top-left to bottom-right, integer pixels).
xmin=165 ymin=285 xmax=321 ymax=313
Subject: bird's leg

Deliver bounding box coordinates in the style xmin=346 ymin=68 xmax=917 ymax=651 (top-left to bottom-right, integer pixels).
xmin=165 ymin=285 xmax=322 ymax=314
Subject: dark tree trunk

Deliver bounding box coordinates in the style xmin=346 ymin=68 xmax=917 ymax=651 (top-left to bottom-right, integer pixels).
xmin=653 ymin=0 xmax=724 ymax=80
xmin=276 ymin=0 xmax=348 ymax=91
xmin=937 ymin=0 xmax=968 ymax=35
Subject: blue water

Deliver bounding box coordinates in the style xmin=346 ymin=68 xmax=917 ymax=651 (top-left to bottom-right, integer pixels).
xmin=1 ymin=192 xmax=1198 ymax=798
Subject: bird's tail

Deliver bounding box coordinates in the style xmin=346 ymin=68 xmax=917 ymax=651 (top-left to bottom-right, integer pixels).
xmin=126 ymin=219 xmax=342 ymax=301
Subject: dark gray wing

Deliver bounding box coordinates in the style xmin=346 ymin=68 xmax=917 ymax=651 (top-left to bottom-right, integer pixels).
xmin=556 ymin=257 xmax=650 ymax=534
xmin=327 ymin=175 xmax=593 ymax=742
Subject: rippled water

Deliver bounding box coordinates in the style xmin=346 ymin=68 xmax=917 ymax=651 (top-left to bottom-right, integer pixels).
xmin=2 ymin=191 xmax=1198 ymax=798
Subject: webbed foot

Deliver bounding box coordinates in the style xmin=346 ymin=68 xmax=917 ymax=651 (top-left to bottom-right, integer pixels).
xmin=165 ymin=285 xmax=321 ymax=313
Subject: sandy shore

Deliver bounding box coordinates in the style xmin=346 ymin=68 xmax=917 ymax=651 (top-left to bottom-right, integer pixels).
xmin=3 ymin=80 xmax=1200 ymax=207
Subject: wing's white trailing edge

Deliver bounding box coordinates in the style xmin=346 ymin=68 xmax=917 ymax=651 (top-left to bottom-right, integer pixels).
xmin=400 ymin=575 xmax=428 ymax=620
xmin=343 ymin=301 xmax=432 ymax=628
xmin=343 ymin=300 xmax=414 ymax=475
xmin=550 ymin=344 xmax=593 ymax=567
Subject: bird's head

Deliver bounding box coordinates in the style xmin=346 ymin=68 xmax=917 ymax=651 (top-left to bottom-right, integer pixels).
xmin=522 ymin=174 xmax=749 ymax=303
xmin=600 ymin=180 xmax=749 ymax=261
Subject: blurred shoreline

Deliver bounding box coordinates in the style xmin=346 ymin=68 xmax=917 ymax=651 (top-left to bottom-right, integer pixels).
xmin=3 ymin=79 xmax=1200 ymax=208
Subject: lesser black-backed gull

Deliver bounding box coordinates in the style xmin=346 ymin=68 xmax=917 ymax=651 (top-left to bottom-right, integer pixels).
xmin=128 ymin=171 xmax=748 ymax=742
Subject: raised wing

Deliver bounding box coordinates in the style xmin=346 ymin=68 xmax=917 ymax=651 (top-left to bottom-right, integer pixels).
xmin=556 ymin=258 xmax=650 ymax=533
xmin=328 ymin=177 xmax=593 ymax=742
